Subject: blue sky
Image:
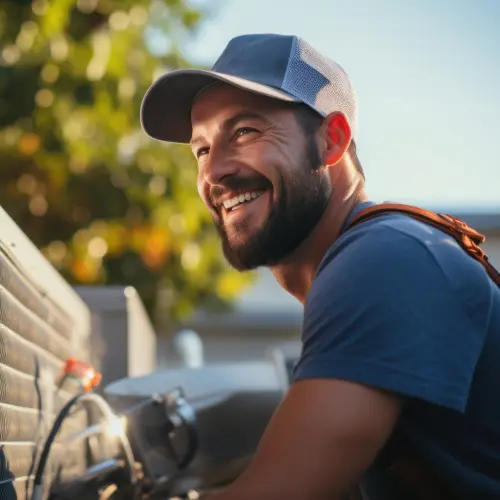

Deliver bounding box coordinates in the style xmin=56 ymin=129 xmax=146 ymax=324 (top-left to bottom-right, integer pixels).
xmin=181 ymin=0 xmax=500 ymax=210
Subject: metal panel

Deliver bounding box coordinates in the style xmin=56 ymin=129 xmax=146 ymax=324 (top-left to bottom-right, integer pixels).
xmin=76 ymin=285 xmax=156 ymax=386
xmin=0 ymin=208 xmax=91 ymax=497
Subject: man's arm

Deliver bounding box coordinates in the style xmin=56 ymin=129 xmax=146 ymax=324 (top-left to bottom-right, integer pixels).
xmin=207 ymin=378 xmax=402 ymax=500
xmin=207 ymin=222 xmax=487 ymax=500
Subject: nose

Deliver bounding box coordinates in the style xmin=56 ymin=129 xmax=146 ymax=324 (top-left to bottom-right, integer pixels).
xmin=200 ymin=147 xmax=241 ymax=186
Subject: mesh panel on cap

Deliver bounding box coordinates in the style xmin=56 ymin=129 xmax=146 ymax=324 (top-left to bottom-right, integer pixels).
xmin=282 ymin=37 xmax=358 ymax=137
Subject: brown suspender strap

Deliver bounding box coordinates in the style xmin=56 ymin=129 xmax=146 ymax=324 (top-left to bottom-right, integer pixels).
xmin=346 ymin=203 xmax=500 ymax=286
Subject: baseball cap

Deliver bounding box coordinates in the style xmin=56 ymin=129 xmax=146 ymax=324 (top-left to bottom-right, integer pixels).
xmin=140 ymin=33 xmax=357 ymax=144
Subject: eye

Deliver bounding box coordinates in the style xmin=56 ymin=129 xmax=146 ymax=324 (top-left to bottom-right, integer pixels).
xmin=235 ymin=127 xmax=257 ymax=139
xmin=196 ymin=147 xmax=209 ymax=159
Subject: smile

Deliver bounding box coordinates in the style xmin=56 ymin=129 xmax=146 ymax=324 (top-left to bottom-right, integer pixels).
xmin=222 ymin=191 xmax=265 ymax=211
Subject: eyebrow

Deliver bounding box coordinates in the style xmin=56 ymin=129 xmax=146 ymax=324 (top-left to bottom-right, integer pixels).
xmin=190 ymin=111 xmax=272 ymax=149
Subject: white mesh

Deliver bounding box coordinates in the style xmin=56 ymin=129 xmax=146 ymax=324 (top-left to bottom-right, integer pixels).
xmin=282 ymin=37 xmax=358 ymax=138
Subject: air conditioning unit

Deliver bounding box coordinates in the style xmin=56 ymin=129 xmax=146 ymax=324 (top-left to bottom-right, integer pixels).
xmin=0 ymin=207 xmax=91 ymax=498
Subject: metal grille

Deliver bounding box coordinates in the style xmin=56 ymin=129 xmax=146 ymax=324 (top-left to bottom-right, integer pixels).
xmin=0 ymin=213 xmax=91 ymax=499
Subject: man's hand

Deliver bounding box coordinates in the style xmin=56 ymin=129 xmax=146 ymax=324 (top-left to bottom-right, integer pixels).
xmin=207 ymin=378 xmax=403 ymax=500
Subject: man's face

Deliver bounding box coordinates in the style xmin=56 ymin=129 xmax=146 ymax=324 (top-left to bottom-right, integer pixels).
xmin=191 ymin=84 xmax=331 ymax=270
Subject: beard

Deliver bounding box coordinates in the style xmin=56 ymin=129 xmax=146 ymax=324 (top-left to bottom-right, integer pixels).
xmin=212 ymin=137 xmax=332 ymax=271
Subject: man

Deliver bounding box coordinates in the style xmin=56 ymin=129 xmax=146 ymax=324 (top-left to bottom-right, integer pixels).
xmin=141 ymin=34 xmax=500 ymax=500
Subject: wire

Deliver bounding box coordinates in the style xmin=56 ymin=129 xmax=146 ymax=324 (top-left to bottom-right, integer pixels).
xmin=79 ymin=393 xmax=137 ymax=484
xmin=28 ymin=362 xmax=86 ymax=500
xmin=25 ymin=356 xmax=44 ymax=500
xmin=30 ymin=392 xmax=137 ymax=500
xmin=33 ymin=393 xmax=81 ymax=488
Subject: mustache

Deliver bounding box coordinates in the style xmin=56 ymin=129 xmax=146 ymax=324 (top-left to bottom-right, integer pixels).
xmin=210 ymin=175 xmax=271 ymax=207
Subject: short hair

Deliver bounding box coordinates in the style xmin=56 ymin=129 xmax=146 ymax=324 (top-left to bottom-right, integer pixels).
xmin=290 ymin=103 xmax=365 ymax=178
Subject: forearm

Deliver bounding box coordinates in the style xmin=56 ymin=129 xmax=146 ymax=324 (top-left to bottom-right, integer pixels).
xmin=200 ymin=481 xmax=274 ymax=500
xmin=201 ymin=487 xmax=239 ymax=500
xmin=199 ymin=380 xmax=402 ymax=500
xmin=201 ymin=485 xmax=349 ymax=500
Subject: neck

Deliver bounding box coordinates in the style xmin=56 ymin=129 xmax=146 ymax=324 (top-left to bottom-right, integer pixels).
xmin=270 ymin=182 xmax=367 ymax=304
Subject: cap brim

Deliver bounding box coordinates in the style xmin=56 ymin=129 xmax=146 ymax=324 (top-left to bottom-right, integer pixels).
xmin=140 ymin=69 xmax=299 ymax=144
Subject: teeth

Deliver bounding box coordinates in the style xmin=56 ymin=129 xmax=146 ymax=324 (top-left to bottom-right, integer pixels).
xmin=223 ymin=191 xmax=263 ymax=210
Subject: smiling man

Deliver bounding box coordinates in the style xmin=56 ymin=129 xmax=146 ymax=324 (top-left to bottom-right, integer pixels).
xmin=141 ymin=34 xmax=500 ymax=500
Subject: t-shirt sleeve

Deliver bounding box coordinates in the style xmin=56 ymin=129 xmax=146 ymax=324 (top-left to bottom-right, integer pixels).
xmin=293 ymin=224 xmax=488 ymax=413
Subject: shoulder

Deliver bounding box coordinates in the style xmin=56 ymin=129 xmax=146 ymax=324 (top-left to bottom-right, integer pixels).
xmin=308 ymin=210 xmax=492 ymax=324
xmin=319 ymin=211 xmax=463 ymax=273
xmin=297 ymin=214 xmax=490 ymax=411
xmin=308 ymin=213 xmax=454 ymax=307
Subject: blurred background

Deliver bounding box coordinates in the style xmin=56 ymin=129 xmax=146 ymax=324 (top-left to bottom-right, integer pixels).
xmin=1 ymin=0 xmax=499 ymax=372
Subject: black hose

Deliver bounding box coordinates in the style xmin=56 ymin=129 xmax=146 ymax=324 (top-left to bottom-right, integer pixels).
xmin=33 ymin=393 xmax=83 ymax=486
xmin=32 ymin=392 xmax=138 ymax=500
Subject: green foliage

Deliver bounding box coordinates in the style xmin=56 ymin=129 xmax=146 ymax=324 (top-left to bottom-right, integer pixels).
xmin=0 ymin=0 xmax=254 ymax=324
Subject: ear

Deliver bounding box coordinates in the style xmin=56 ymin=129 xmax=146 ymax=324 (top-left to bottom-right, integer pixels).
xmin=320 ymin=112 xmax=352 ymax=166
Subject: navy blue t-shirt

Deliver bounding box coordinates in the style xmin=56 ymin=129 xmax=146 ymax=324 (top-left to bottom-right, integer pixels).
xmin=293 ymin=202 xmax=500 ymax=499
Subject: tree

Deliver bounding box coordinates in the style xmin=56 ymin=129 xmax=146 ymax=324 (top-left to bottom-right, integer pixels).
xmin=0 ymin=0 xmax=254 ymax=324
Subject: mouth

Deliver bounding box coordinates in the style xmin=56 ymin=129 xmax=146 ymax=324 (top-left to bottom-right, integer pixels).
xmin=217 ymin=189 xmax=271 ymax=226
xmin=222 ymin=190 xmax=266 ymax=212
